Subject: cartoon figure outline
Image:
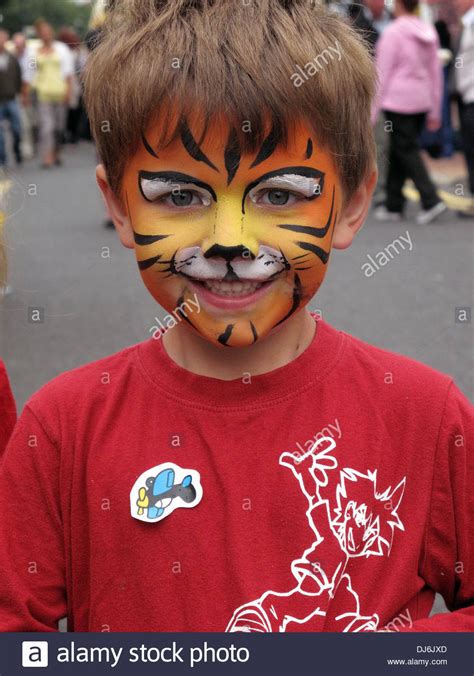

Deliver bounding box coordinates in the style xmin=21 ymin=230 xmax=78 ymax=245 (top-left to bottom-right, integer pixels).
xmin=226 ymin=437 xmax=406 ymax=633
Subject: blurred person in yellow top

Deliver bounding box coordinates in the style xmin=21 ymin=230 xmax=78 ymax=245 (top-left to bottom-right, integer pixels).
xmin=24 ymin=20 xmax=73 ymax=168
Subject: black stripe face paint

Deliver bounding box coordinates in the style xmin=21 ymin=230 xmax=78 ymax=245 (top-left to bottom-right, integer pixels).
xmin=142 ymin=133 xmax=159 ymax=159
xmin=224 ymin=128 xmax=241 ymax=185
xmin=126 ymin=191 xmax=171 ymax=258
xmin=250 ymin=124 xmax=282 ymax=168
xmin=274 ymin=274 xmax=303 ymax=327
xmin=250 ymin=321 xmax=258 ymax=343
xmin=133 ymin=232 xmax=170 ymax=246
xmin=218 ymin=324 xmax=234 ymax=346
xmin=295 ymin=241 xmax=330 ymax=264
xmin=277 ymin=184 xmax=335 ymax=239
xmin=176 ymin=295 xmax=194 ymax=326
xmin=138 ymin=255 xmax=162 ymax=270
xmin=180 ymin=120 xmax=219 ymax=172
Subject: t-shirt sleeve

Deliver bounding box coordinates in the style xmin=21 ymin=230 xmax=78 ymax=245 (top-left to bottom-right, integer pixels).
xmin=401 ymin=382 xmax=474 ymax=631
xmin=0 ymin=361 xmax=17 ymax=460
xmin=0 ymin=404 xmax=66 ymax=631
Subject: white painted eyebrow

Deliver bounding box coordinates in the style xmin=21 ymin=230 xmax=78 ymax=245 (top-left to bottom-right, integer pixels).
xmin=140 ymin=177 xmax=212 ymax=205
xmin=248 ymin=173 xmax=322 ymax=200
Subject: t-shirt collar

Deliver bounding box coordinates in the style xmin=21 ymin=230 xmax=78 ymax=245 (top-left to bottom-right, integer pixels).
xmin=136 ymin=315 xmax=345 ymax=410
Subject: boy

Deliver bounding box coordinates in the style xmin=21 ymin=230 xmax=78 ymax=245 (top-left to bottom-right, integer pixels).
xmin=0 ymin=0 xmax=472 ymax=632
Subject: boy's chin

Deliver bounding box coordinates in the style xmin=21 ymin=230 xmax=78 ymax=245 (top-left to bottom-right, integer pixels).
xmin=191 ymin=317 xmax=276 ymax=349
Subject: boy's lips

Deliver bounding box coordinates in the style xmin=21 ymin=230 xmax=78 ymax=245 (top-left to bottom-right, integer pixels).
xmin=186 ymin=277 xmax=276 ymax=310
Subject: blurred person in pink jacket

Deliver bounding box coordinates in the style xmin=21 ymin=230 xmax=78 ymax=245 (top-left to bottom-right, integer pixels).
xmin=454 ymin=0 xmax=474 ymax=219
xmin=373 ymin=0 xmax=446 ymax=225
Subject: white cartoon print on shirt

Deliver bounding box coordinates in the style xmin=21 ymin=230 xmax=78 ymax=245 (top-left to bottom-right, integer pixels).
xmin=226 ymin=437 xmax=406 ymax=633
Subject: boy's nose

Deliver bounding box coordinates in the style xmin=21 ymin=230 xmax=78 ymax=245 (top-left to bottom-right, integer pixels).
xmin=204 ymin=244 xmax=255 ymax=261
xmin=201 ymin=195 xmax=259 ymax=259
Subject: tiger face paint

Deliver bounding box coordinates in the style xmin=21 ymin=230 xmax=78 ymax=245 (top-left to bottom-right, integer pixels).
xmin=122 ymin=116 xmax=342 ymax=348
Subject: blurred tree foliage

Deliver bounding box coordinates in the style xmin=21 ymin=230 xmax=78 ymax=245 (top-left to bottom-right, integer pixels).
xmin=0 ymin=0 xmax=91 ymax=34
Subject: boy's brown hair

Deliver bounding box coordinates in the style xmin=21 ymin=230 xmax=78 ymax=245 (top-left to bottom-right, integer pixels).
xmin=84 ymin=0 xmax=376 ymax=202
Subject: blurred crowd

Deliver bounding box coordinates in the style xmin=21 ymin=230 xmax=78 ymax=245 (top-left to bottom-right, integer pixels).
xmin=0 ymin=0 xmax=473 ymax=221
xmin=336 ymin=0 xmax=474 ymax=221
xmin=0 ymin=18 xmax=90 ymax=170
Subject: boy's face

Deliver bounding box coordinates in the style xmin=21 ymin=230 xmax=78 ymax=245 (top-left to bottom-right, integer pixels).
xmin=121 ymin=115 xmax=342 ymax=347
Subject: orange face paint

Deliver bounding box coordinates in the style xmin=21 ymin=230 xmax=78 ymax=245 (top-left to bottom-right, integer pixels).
xmin=122 ymin=115 xmax=342 ymax=347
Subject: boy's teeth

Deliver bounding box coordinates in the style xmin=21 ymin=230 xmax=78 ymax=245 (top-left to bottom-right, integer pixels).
xmin=202 ymin=280 xmax=263 ymax=296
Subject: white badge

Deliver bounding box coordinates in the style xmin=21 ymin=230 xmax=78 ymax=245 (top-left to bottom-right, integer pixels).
xmin=130 ymin=462 xmax=203 ymax=523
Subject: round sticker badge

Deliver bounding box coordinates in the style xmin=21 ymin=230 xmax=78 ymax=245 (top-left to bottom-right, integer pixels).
xmin=130 ymin=462 xmax=203 ymax=523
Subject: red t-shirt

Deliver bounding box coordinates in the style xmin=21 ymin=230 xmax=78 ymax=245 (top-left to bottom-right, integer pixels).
xmin=0 ymin=319 xmax=472 ymax=632
xmin=0 ymin=359 xmax=16 ymax=460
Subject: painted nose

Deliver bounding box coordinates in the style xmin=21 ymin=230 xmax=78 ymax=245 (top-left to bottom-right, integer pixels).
xmin=204 ymin=244 xmax=255 ymax=261
xmin=201 ymin=193 xmax=259 ymax=259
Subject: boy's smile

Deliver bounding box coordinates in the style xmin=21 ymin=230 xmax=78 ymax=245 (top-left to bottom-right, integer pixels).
xmin=121 ymin=116 xmax=342 ymax=347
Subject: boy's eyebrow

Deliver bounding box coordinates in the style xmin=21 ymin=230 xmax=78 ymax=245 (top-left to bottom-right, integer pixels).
xmin=138 ymin=170 xmax=218 ymax=202
xmin=241 ymin=166 xmax=325 ymax=214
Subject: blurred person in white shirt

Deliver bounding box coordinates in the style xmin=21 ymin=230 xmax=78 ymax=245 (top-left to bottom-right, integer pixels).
xmin=23 ymin=20 xmax=73 ymax=168
xmin=11 ymin=32 xmax=34 ymax=160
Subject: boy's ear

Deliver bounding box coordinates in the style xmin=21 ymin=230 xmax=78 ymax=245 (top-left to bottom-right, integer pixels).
xmin=96 ymin=164 xmax=135 ymax=249
xmin=332 ymin=168 xmax=377 ymax=250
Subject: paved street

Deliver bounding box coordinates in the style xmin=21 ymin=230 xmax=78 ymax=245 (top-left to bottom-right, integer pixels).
xmin=1 ymin=141 xmax=473 ymax=410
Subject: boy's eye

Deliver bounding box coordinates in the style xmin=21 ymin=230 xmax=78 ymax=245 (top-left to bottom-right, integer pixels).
xmin=139 ymin=174 xmax=212 ymax=207
xmin=267 ymin=189 xmax=290 ymax=206
xmin=255 ymin=189 xmax=298 ymax=207
xmin=167 ymin=190 xmax=200 ymax=207
xmin=248 ymin=172 xmax=324 ymax=208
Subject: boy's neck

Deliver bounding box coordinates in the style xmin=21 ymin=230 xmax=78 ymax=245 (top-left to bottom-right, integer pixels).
xmin=161 ymin=308 xmax=316 ymax=381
